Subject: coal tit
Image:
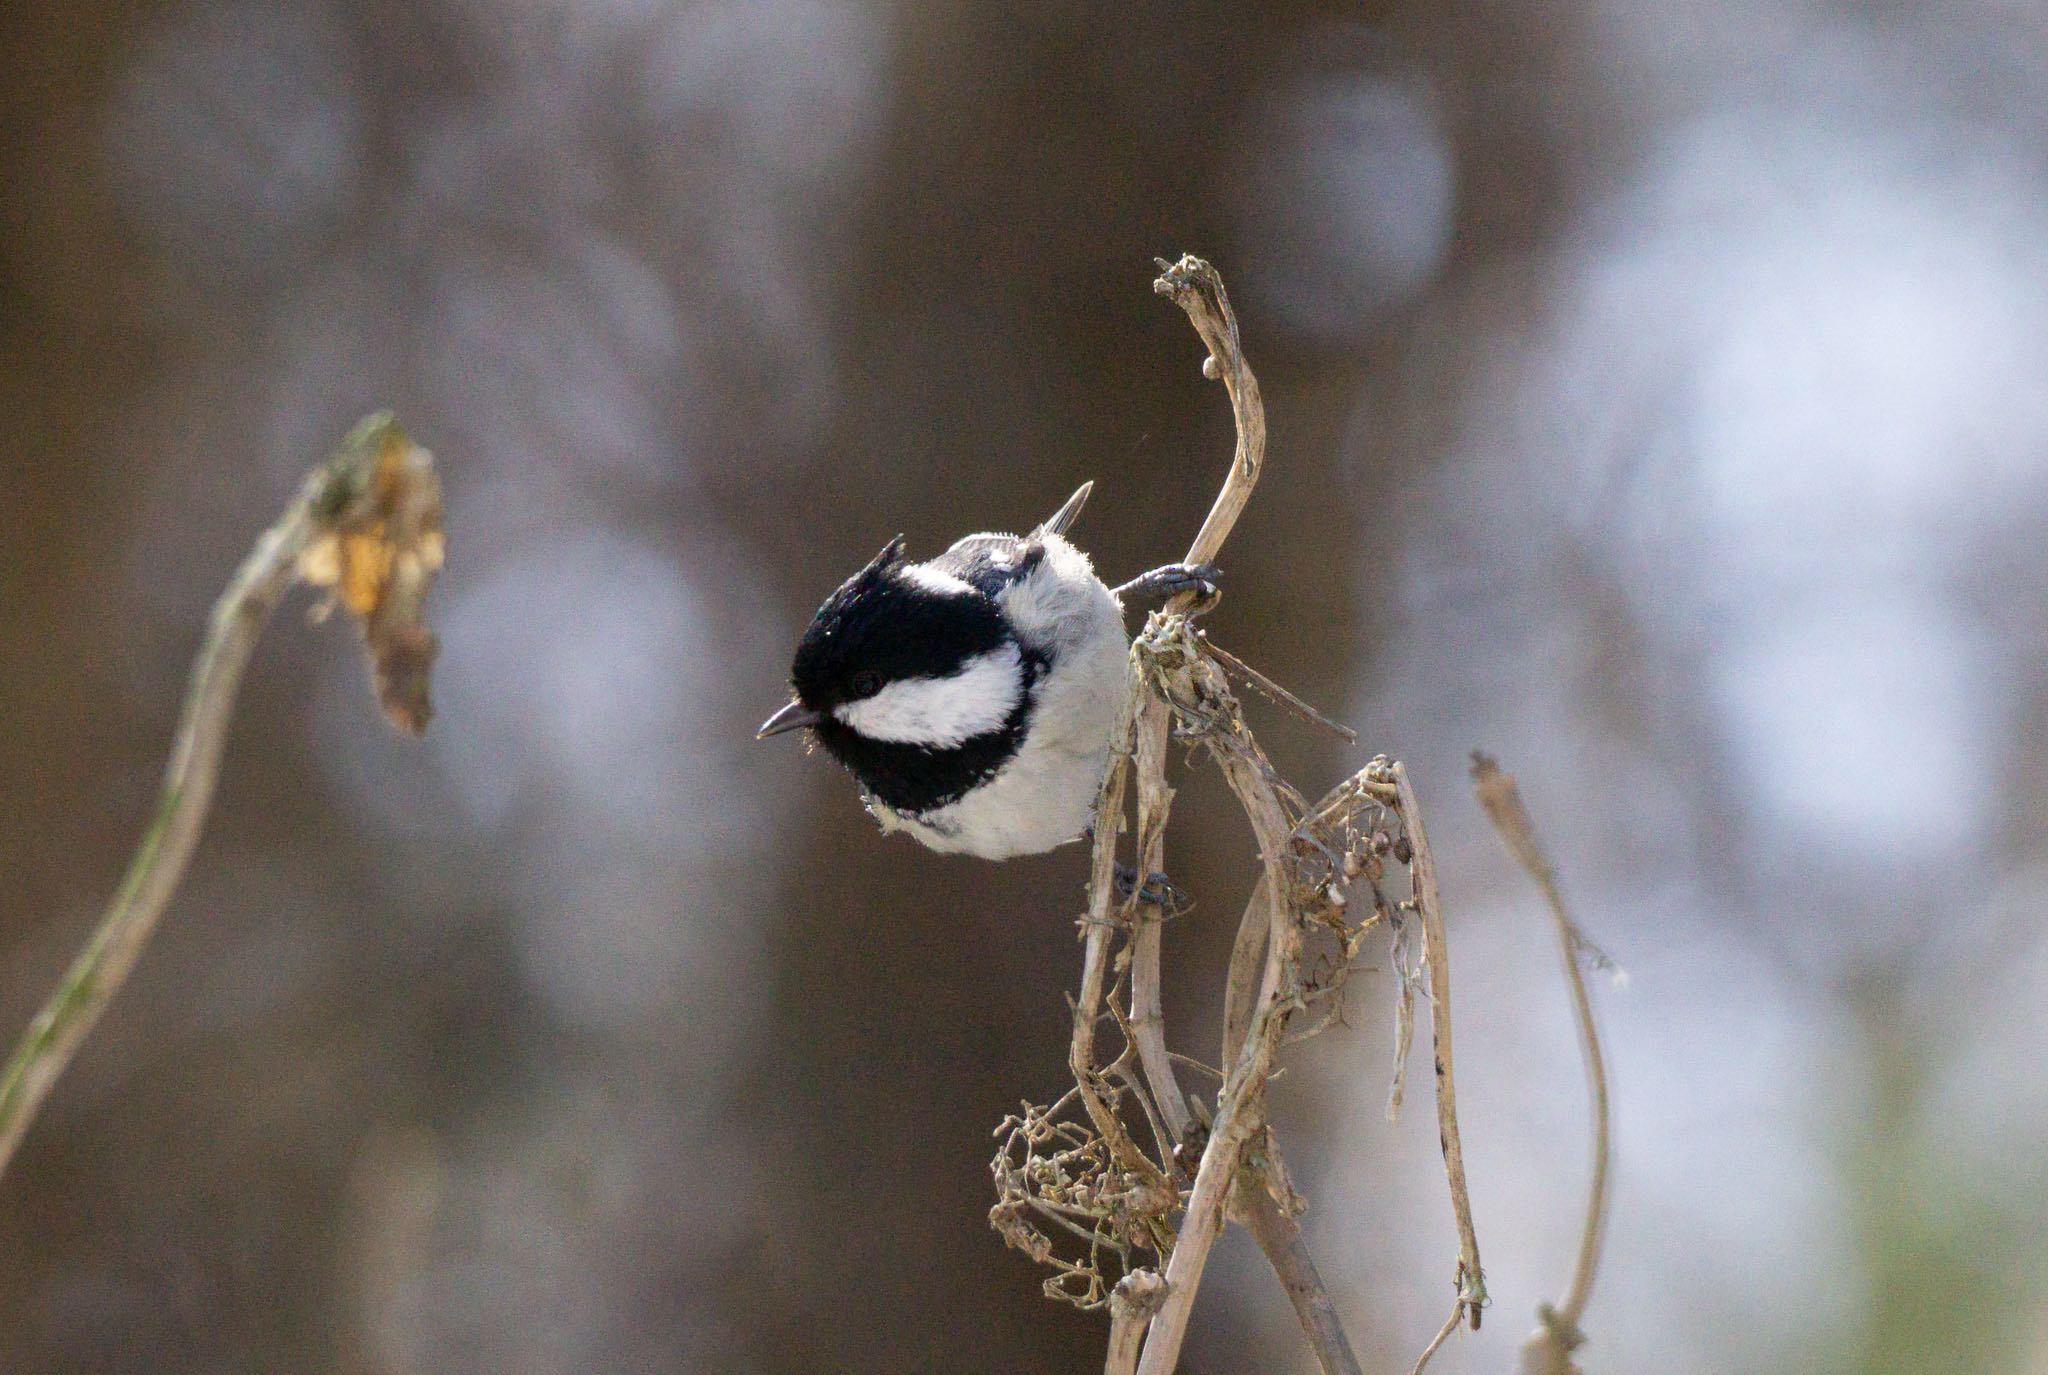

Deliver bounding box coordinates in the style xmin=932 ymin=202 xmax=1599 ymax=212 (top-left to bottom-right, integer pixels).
xmin=757 ymin=484 xmax=1217 ymax=859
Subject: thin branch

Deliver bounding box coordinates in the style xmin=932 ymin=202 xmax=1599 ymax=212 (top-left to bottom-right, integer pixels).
xmin=1213 ymin=876 xmax=1362 ymax=1375
xmin=1105 ymin=1269 xmax=1168 ymax=1375
xmin=1110 ymin=1060 xmax=1177 ymax=1168
xmin=1239 ymin=1181 xmax=1366 ymax=1375
xmin=1127 ymin=692 xmax=1360 ymax=1375
xmin=1018 ymin=258 xmax=1397 ymax=1375
xmin=1115 ymin=255 xmax=1297 ymax=1375
xmin=1124 ymin=701 xmax=1359 ymax=1375
xmin=1135 ymin=655 xmax=1303 ymax=1375
xmin=1139 ymin=258 xmax=1367 ymax=1375
xmin=1407 ymin=1304 xmax=1465 ymax=1375
xmin=1220 ymin=874 xmax=1269 ymax=1073
xmin=0 ymin=414 xmax=442 ymax=1180
xmin=1390 ymin=761 xmax=1487 ymax=1330
xmin=1197 ymin=632 xmax=1359 ymax=744
xmin=1154 ymin=255 xmax=1265 ymax=574
xmin=1128 ymin=693 xmax=1191 ymax=1145
xmin=1069 ymin=679 xmax=1168 ymax=1188
xmin=1472 ymin=754 xmax=1611 ymax=1373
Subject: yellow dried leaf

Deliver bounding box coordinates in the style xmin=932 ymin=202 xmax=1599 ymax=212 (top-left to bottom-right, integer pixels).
xmin=340 ymin=528 xmax=395 ymax=616
xmin=309 ymin=416 xmax=445 ymax=734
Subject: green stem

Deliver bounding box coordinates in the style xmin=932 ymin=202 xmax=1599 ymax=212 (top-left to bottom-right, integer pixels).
xmin=0 ymin=415 xmax=410 ymax=1179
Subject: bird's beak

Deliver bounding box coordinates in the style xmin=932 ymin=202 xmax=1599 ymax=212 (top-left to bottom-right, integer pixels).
xmin=757 ymin=700 xmax=823 ymax=739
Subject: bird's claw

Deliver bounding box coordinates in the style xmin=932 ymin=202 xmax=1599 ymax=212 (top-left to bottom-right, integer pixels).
xmin=1115 ymin=562 xmax=1223 ymax=610
xmin=1111 ymin=862 xmax=1189 ymax=914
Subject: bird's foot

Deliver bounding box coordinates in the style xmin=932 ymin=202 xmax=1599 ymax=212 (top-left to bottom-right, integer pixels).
xmin=1114 ymin=562 xmax=1223 ymax=610
xmin=1111 ymin=862 xmax=1189 ymax=914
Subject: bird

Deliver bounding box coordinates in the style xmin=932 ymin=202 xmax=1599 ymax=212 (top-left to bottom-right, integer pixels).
xmin=757 ymin=483 xmax=1218 ymax=860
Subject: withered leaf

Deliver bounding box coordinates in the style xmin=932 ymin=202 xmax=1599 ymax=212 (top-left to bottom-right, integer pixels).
xmin=297 ymin=416 xmax=445 ymax=734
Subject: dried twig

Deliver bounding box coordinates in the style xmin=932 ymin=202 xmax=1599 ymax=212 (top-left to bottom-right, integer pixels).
xmin=1127 ymin=694 xmax=1188 ymax=1146
xmin=1154 ymin=255 xmax=1264 ymax=574
xmin=1389 ymin=761 xmax=1488 ymax=1333
xmin=0 ymin=414 xmax=442 ymax=1179
xmin=1472 ymin=754 xmax=1611 ymax=1375
xmin=1197 ymin=631 xmax=1358 ymax=744
xmin=998 ymin=257 xmax=1483 ymax=1375
xmin=1408 ymin=1303 xmax=1465 ymax=1375
xmin=1105 ymin=1269 xmax=1168 ymax=1375
xmin=1132 ymin=638 xmax=1311 ymax=1375
xmin=1070 ymin=682 xmax=1160 ymax=1183
xmin=1122 ymin=256 xmax=1355 ymax=1375
xmin=1239 ymin=1185 xmax=1365 ymax=1375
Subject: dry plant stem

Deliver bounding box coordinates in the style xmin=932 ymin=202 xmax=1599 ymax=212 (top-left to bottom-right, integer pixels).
xmin=1198 ymin=633 xmax=1358 ymax=744
xmin=1055 ymin=257 xmax=1361 ymax=1375
xmin=1391 ymin=762 xmax=1487 ymax=1330
xmin=0 ymin=414 xmax=439 ymax=1181
xmin=1472 ymin=757 xmax=1610 ymax=1372
xmin=1125 ymin=704 xmax=1360 ymax=1375
xmin=1124 ymin=257 xmax=1361 ymax=1375
xmin=1154 ymin=256 xmax=1265 ymax=575
xmin=1137 ymin=258 xmax=1365 ymax=1375
xmin=1239 ymin=1191 xmax=1365 ymax=1375
xmin=1220 ymin=875 xmax=1269 ymax=1071
xmin=1408 ymin=1304 xmax=1464 ymax=1375
xmin=1214 ymin=870 xmax=1366 ymax=1373
xmin=1037 ymin=258 xmax=1468 ymax=1375
xmin=1070 ymin=685 xmax=1163 ymax=1186
xmin=0 ymin=506 xmax=311 ymax=1177
xmin=1134 ymin=968 xmax=1294 ymax=1375
xmin=1127 ymin=694 xmax=1188 ymax=1143
xmin=1128 ymin=863 xmax=1358 ymax=1375
xmin=1106 ymin=1270 xmax=1168 ymax=1375
xmin=1133 ymin=679 xmax=1303 ymax=1375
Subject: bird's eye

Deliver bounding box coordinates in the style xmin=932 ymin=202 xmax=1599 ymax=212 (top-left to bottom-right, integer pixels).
xmin=849 ymin=670 xmax=883 ymax=698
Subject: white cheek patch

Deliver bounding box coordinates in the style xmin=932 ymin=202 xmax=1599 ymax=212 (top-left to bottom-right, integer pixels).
xmin=835 ymin=643 xmax=1025 ymax=747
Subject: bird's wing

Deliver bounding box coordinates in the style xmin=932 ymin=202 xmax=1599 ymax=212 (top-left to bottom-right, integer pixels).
xmin=920 ymin=484 xmax=1091 ymax=599
xmin=926 ymin=533 xmax=1042 ymax=599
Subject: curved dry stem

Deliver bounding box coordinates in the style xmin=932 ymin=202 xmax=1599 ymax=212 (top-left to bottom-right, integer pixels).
xmin=1240 ymin=1186 xmax=1366 ymax=1375
xmin=1069 ymin=677 xmax=1164 ymax=1187
xmin=1153 ymin=255 xmax=1265 ymax=575
xmin=1127 ymin=694 xmax=1189 ymax=1145
xmin=1124 ymin=696 xmax=1359 ymax=1375
xmin=1408 ymin=1303 xmax=1465 ymax=1375
xmin=1473 ymin=754 xmax=1611 ymax=1373
xmin=1032 ymin=256 xmax=1375 ymax=1375
xmin=0 ymin=414 xmax=440 ymax=1180
xmin=1134 ymin=655 xmax=1303 ymax=1375
xmin=1391 ymin=762 xmax=1487 ymax=1330
xmin=1065 ymin=253 xmax=1279 ymax=1336
xmin=0 ymin=510 xmax=311 ymax=1175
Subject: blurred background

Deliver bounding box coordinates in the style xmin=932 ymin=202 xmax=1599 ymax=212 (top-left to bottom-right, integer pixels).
xmin=6 ymin=0 xmax=2048 ymax=1370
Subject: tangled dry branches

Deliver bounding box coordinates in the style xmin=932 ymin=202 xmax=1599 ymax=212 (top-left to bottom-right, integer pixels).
xmin=987 ymin=257 xmax=1485 ymax=1375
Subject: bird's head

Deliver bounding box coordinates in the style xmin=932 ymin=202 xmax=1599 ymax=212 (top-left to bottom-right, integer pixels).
xmin=758 ymin=535 xmax=1033 ymax=811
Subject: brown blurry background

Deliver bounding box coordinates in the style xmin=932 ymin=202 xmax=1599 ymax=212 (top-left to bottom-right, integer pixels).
xmin=8 ymin=1 xmax=2048 ymax=1371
